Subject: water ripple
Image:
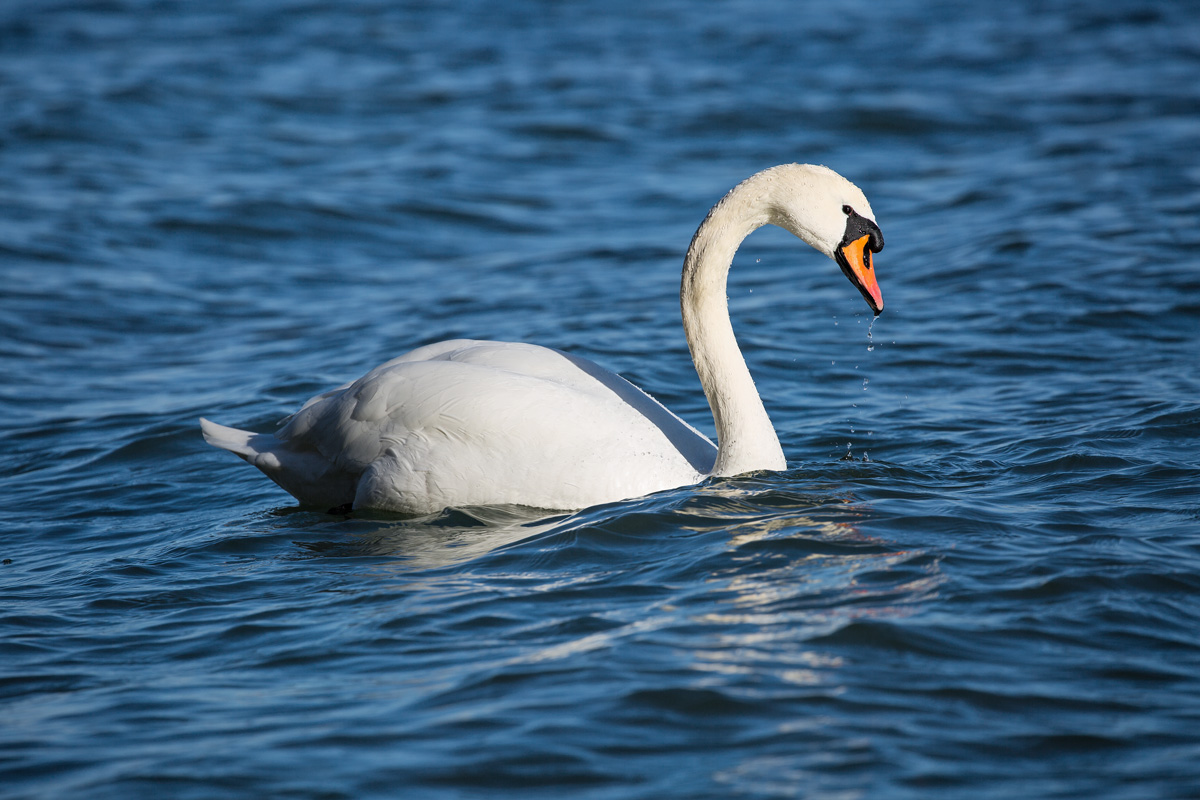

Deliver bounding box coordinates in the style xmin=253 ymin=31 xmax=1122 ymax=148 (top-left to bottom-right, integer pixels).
xmin=3 ymin=0 xmax=1200 ymax=797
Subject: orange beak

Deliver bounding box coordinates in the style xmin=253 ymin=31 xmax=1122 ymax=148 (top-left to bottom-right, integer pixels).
xmin=838 ymin=234 xmax=884 ymax=315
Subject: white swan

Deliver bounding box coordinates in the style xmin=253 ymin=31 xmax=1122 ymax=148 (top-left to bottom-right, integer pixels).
xmin=201 ymin=163 xmax=885 ymax=515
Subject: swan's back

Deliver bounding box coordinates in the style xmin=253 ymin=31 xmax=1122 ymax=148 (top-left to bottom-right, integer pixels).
xmin=204 ymin=340 xmax=715 ymax=514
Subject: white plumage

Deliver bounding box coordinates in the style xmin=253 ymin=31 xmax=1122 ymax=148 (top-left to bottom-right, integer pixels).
xmin=202 ymin=163 xmax=885 ymax=515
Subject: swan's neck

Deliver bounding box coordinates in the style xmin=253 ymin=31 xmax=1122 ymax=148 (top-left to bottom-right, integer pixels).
xmin=681 ymin=172 xmax=792 ymax=477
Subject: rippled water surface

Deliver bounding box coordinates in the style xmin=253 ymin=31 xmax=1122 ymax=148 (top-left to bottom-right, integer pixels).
xmin=3 ymin=1 xmax=1200 ymax=797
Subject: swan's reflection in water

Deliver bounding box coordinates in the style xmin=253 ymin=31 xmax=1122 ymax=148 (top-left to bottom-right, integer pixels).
xmin=331 ymin=504 xmax=572 ymax=571
xmin=294 ymin=477 xmax=944 ymax=690
xmin=313 ymin=479 xmax=943 ymax=691
xmin=303 ymin=477 xmax=945 ymax=605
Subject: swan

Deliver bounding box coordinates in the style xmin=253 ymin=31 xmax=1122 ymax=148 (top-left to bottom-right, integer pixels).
xmin=200 ymin=163 xmax=885 ymax=515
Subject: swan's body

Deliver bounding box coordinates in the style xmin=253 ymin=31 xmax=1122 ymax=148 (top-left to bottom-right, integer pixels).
xmin=202 ymin=340 xmax=717 ymax=514
xmin=202 ymin=163 xmax=885 ymax=515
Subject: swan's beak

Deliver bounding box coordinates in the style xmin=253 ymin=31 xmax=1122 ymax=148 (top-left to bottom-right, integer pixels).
xmin=837 ymin=235 xmax=884 ymax=316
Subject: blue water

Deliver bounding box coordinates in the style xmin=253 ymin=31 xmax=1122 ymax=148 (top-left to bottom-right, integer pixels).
xmin=3 ymin=0 xmax=1200 ymax=797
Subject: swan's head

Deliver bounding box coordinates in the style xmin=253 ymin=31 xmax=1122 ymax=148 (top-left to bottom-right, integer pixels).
xmin=768 ymin=164 xmax=886 ymax=315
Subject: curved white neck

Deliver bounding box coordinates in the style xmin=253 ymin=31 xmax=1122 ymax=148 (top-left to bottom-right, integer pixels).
xmin=681 ymin=171 xmax=794 ymax=477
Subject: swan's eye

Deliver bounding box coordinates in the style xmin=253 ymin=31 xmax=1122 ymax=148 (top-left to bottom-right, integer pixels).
xmin=842 ymin=205 xmax=853 ymax=216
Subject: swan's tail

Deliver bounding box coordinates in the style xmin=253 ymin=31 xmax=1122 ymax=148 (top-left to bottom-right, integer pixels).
xmin=199 ymin=418 xmax=286 ymax=472
xmin=199 ymin=418 xmax=355 ymax=510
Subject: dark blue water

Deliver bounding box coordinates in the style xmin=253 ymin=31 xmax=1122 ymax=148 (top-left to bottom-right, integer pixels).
xmin=3 ymin=0 xmax=1199 ymax=797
